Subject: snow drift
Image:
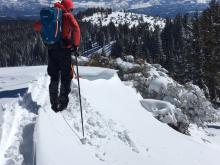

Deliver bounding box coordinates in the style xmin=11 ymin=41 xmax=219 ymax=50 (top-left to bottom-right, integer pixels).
xmin=32 ymin=67 xmax=220 ymax=165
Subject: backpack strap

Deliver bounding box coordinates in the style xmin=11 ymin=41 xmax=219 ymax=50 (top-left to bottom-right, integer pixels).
xmin=55 ymin=8 xmax=60 ymax=38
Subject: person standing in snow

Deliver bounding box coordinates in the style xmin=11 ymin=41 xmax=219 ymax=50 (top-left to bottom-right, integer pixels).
xmin=34 ymin=0 xmax=81 ymax=112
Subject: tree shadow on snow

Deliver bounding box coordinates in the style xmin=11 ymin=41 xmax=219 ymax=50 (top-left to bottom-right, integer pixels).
xmin=19 ymin=123 xmax=35 ymax=165
xmin=0 ymin=88 xmax=28 ymax=98
xmin=19 ymin=93 xmax=41 ymax=115
xmin=207 ymin=125 xmax=220 ymax=129
xmin=19 ymin=93 xmax=41 ymax=165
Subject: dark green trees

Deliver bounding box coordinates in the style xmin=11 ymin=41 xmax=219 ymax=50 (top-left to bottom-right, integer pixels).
xmin=0 ymin=21 xmax=47 ymax=67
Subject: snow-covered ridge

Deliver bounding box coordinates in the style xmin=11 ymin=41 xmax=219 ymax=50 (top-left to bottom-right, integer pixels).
xmin=1 ymin=65 xmax=220 ymax=165
xmin=82 ymin=11 xmax=165 ymax=30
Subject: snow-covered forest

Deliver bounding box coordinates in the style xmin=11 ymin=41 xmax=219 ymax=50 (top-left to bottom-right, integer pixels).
xmin=0 ymin=21 xmax=46 ymax=66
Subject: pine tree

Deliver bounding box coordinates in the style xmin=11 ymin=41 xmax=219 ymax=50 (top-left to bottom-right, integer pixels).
xmin=199 ymin=0 xmax=220 ymax=104
xmin=111 ymin=40 xmax=123 ymax=58
xmin=151 ymin=25 xmax=165 ymax=64
xmin=161 ymin=19 xmax=175 ymax=75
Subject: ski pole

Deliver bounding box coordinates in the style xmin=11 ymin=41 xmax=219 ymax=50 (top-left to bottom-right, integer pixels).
xmin=75 ymin=51 xmax=85 ymax=138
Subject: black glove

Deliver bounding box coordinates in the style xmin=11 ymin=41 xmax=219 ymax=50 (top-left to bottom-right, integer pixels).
xmin=71 ymin=45 xmax=78 ymax=53
xmin=71 ymin=46 xmax=80 ymax=59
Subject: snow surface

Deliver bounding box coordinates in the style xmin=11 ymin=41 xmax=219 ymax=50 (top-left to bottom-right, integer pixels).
xmin=82 ymin=11 xmax=165 ymax=30
xmin=140 ymin=99 xmax=184 ymax=125
xmin=1 ymin=66 xmax=220 ymax=165
xmin=115 ymin=58 xmax=140 ymax=72
xmin=0 ymin=66 xmax=46 ymax=105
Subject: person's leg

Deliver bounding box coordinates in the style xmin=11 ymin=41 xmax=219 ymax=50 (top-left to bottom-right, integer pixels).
xmin=47 ymin=49 xmax=60 ymax=112
xmin=59 ymin=49 xmax=72 ymax=111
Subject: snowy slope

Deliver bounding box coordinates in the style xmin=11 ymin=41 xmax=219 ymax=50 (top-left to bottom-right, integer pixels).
xmin=1 ymin=66 xmax=220 ymax=165
xmin=31 ymin=67 xmax=220 ymax=165
xmin=82 ymin=11 xmax=165 ymax=29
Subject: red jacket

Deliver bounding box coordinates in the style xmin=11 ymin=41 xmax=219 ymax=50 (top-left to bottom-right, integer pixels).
xmin=34 ymin=2 xmax=80 ymax=48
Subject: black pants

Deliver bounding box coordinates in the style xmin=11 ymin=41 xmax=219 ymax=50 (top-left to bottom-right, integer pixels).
xmin=47 ymin=48 xmax=72 ymax=109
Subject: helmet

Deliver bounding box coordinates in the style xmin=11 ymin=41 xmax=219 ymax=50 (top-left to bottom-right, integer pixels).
xmin=61 ymin=0 xmax=74 ymax=11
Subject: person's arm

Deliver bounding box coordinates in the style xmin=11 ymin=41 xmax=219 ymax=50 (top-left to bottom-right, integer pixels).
xmin=33 ymin=21 xmax=42 ymax=32
xmin=68 ymin=14 xmax=81 ymax=47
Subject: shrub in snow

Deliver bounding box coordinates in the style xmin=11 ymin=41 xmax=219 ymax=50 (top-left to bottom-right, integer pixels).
xmin=85 ymin=54 xmax=110 ymax=67
xmin=140 ymin=99 xmax=189 ymax=134
xmin=118 ymin=60 xmax=218 ymax=133
xmin=140 ymin=99 xmax=188 ymax=125
xmin=134 ymin=63 xmax=218 ymax=127
xmin=114 ymin=58 xmax=141 ymax=73
xmin=180 ymin=83 xmax=217 ymax=126
xmin=71 ymin=56 xmax=89 ymax=66
xmin=85 ymin=56 xmax=218 ymax=134
xmin=124 ymin=55 xmax=134 ymax=63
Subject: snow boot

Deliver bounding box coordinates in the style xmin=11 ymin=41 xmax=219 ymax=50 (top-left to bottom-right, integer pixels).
xmin=58 ymin=103 xmax=68 ymax=112
xmin=49 ymin=81 xmax=59 ymax=112
xmin=58 ymin=81 xmax=71 ymax=111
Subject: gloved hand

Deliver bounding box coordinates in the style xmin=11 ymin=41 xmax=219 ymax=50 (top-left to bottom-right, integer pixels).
xmin=71 ymin=45 xmax=79 ymax=53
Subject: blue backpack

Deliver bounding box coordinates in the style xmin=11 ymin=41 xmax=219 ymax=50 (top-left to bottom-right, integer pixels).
xmin=40 ymin=7 xmax=62 ymax=45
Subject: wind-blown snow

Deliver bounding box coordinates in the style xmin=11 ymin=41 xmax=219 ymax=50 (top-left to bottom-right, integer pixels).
xmin=140 ymin=99 xmax=186 ymax=125
xmin=1 ymin=66 xmax=220 ymax=165
xmin=115 ymin=58 xmax=141 ymax=72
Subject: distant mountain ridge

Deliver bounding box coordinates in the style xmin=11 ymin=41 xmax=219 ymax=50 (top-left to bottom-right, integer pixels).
xmin=74 ymin=0 xmax=211 ymax=17
xmin=75 ymin=0 xmax=210 ymax=9
xmin=0 ymin=0 xmax=212 ymax=19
